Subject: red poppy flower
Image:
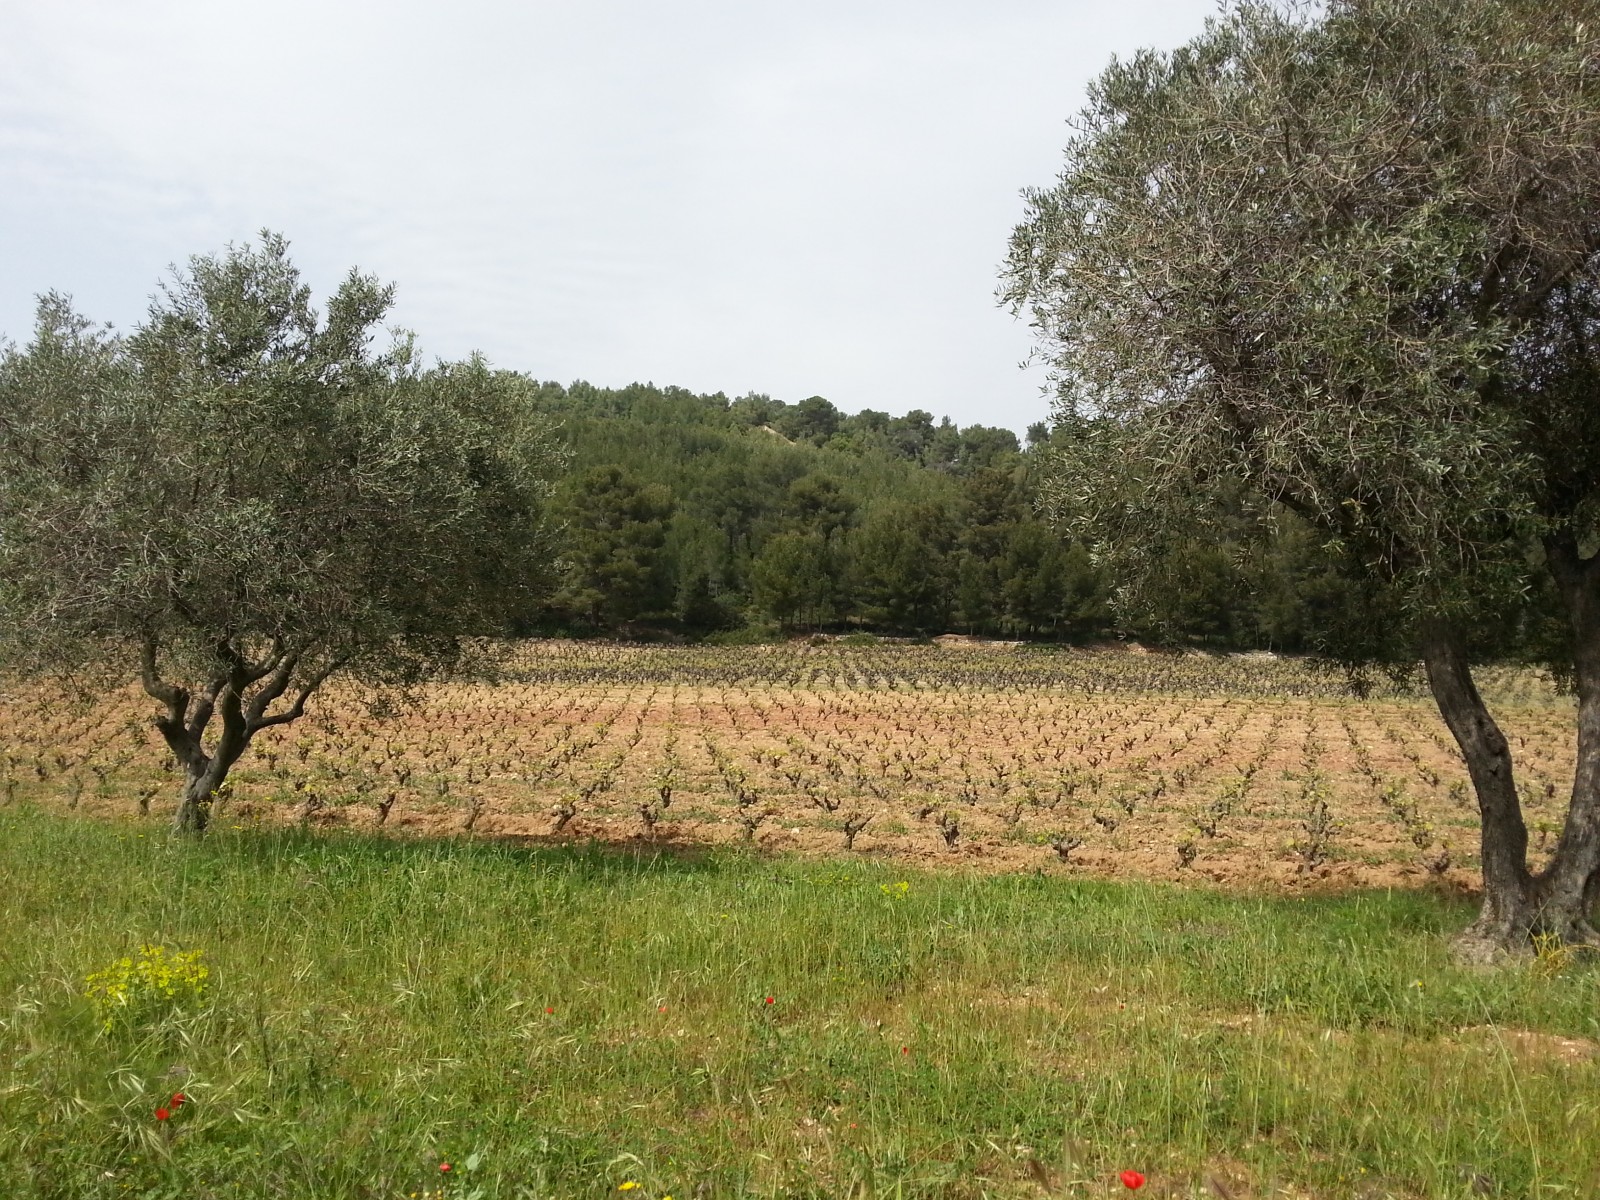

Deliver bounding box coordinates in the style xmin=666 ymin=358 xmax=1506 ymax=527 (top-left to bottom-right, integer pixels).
xmin=900 ymin=1046 xmax=909 ymax=1054
xmin=545 ymin=1006 xmax=554 ymax=1014
xmin=170 ymin=1092 xmax=187 ymax=1107
xmin=1120 ymin=1169 xmax=1145 ymax=1190
xmin=155 ymin=1107 xmax=171 ymax=1122
xmin=439 ymin=1162 xmax=452 ymax=1173
xmin=764 ymin=996 xmax=774 ymax=1004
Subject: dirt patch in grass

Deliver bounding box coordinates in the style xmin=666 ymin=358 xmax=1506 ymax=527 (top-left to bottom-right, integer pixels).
xmin=1455 ymin=1025 xmax=1600 ymax=1065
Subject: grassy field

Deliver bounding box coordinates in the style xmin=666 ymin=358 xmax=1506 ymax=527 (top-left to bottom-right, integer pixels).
xmin=5 ymin=643 xmax=1596 ymax=1197
xmin=3 ymin=802 xmax=1599 ymax=1200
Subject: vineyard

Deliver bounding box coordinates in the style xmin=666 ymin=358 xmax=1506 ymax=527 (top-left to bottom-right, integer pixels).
xmin=5 ymin=640 xmax=1599 ymax=1199
xmin=4 ymin=641 xmax=1576 ymax=891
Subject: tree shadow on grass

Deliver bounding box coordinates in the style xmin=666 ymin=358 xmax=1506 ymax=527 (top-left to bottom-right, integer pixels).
xmin=205 ymin=816 xmax=744 ymax=884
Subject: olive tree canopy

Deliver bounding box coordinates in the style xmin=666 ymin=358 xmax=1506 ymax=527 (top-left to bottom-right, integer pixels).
xmin=1004 ymin=0 xmax=1600 ymax=954
xmin=0 ymin=233 xmax=563 ymax=832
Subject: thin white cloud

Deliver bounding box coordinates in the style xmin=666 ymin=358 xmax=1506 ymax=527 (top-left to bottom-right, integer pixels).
xmin=1 ymin=0 xmax=1218 ymax=431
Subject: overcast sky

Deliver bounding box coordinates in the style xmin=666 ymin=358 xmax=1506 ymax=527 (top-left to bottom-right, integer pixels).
xmin=2 ymin=0 xmax=1218 ymax=433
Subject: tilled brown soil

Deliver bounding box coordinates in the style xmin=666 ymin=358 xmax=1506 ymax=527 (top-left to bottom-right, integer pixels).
xmin=3 ymin=641 xmax=1576 ymax=894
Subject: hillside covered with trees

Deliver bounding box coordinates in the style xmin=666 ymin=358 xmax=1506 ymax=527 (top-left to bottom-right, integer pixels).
xmin=529 ymin=381 xmax=1375 ymax=650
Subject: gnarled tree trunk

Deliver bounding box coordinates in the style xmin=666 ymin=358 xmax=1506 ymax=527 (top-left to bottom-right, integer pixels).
xmin=140 ymin=634 xmax=338 ymax=836
xmin=174 ymin=765 xmax=220 ymax=835
xmin=1537 ymin=536 xmax=1600 ymax=945
xmin=160 ymin=677 xmax=253 ymax=836
xmin=1423 ymin=538 xmax=1600 ymax=959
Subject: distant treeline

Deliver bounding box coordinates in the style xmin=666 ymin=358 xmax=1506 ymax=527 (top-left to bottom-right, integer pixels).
xmin=521 ymin=381 xmax=1376 ymax=650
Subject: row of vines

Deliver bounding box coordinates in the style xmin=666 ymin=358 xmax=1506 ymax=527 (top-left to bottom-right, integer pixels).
xmin=0 ymin=642 xmax=1577 ymax=886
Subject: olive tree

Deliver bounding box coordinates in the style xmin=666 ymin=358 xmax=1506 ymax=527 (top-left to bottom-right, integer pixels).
xmin=0 ymin=233 xmax=562 ymax=833
xmin=1004 ymin=0 xmax=1600 ymax=955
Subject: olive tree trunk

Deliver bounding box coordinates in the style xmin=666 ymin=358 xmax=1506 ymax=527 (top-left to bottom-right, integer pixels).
xmin=159 ymin=677 xmax=255 ymax=836
xmin=1422 ymin=539 xmax=1600 ymax=959
xmin=175 ymin=764 xmax=225 ymax=835
xmin=1539 ymin=537 xmax=1600 ymax=940
xmin=141 ymin=637 xmax=335 ymax=835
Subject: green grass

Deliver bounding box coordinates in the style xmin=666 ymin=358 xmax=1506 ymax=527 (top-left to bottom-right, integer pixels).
xmin=3 ymin=805 xmax=1598 ymax=1199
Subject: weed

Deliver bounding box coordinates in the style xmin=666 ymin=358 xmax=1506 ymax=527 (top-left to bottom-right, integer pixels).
xmin=83 ymin=943 xmax=209 ymax=1033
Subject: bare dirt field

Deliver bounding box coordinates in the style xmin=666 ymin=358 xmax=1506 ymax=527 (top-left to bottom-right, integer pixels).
xmin=3 ymin=640 xmax=1576 ymax=894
